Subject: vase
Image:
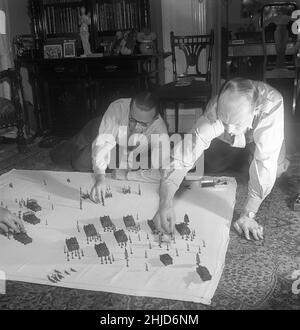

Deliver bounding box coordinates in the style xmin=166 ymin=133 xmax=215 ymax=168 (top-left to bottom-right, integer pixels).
xmin=139 ymin=40 xmax=155 ymax=55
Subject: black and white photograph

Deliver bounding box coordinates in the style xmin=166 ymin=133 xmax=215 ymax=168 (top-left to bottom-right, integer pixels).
xmin=63 ymin=41 xmax=76 ymax=58
xmin=43 ymin=44 xmax=63 ymax=59
xmin=0 ymin=0 xmax=300 ymax=318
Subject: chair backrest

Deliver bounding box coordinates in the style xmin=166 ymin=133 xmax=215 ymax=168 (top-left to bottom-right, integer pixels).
xmin=261 ymin=2 xmax=298 ymax=74
xmin=0 ymin=69 xmax=26 ymax=131
xmin=13 ymin=34 xmax=36 ymax=61
xmin=170 ymin=30 xmax=214 ymax=82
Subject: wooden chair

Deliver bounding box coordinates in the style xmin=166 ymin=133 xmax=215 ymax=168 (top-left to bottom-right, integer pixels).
xmin=157 ymin=30 xmax=214 ymax=132
xmin=261 ymin=2 xmax=299 ymax=115
xmin=0 ymin=69 xmax=27 ymax=152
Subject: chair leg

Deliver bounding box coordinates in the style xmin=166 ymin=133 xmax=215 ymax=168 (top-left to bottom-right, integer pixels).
xmin=175 ymin=102 xmax=179 ymax=133
xmin=159 ymin=101 xmax=168 ymax=131
xmin=12 ymin=88 xmax=28 ymax=153
xmin=292 ymin=74 xmax=298 ymax=116
xmin=16 ymin=117 xmax=28 ymax=153
xmin=15 ymin=98 xmax=28 ymax=153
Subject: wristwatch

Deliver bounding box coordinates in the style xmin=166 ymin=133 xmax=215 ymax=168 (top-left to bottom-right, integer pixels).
xmin=245 ymin=211 xmax=256 ymax=219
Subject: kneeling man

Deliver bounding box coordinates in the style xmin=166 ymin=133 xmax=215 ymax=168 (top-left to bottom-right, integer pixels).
xmin=50 ymin=92 xmax=168 ymax=202
xmin=154 ymin=78 xmax=289 ymax=241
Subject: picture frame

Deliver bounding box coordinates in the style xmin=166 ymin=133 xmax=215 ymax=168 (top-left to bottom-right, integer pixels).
xmin=43 ymin=44 xmax=63 ymax=59
xmin=63 ymin=41 xmax=76 ymax=58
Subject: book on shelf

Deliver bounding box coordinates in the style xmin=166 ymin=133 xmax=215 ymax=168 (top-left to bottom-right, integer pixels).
xmin=51 ymin=7 xmax=56 ymax=33
xmin=60 ymin=8 xmax=64 ymax=33
xmin=68 ymin=7 xmax=73 ymax=32
xmin=66 ymin=8 xmax=70 ymax=32
xmin=54 ymin=7 xmax=60 ymax=33
xmin=43 ymin=0 xmax=83 ymax=4
xmin=122 ymin=0 xmax=127 ymax=29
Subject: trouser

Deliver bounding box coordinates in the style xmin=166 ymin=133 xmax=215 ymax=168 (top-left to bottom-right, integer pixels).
xmin=204 ymin=138 xmax=289 ymax=178
xmin=50 ymin=116 xmax=102 ymax=171
xmin=204 ymin=139 xmax=248 ymax=174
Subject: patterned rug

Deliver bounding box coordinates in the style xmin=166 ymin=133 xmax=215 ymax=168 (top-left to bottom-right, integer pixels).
xmin=0 ymin=145 xmax=300 ymax=310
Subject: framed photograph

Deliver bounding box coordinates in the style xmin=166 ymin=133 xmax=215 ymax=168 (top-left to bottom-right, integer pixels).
xmin=44 ymin=44 xmax=63 ymax=59
xmin=63 ymin=41 xmax=76 ymax=58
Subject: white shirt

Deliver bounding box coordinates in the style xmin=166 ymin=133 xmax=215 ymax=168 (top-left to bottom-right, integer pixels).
xmin=163 ymin=81 xmax=285 ymax=214
xmin=92 ymin=98 xmax=168 ymax=175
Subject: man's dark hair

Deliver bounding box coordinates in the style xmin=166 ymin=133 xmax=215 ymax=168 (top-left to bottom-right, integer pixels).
xmin=131 ymin=91 xmax=159 ymax=114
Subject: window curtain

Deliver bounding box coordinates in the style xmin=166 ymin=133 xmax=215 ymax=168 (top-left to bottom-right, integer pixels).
xmin=192 ymin=0 xmax=207 ymax=77
xmin=0 ymin=0 xmax=13 ymax=99
xmin=191 ymin=0 xmax=206 ymax=34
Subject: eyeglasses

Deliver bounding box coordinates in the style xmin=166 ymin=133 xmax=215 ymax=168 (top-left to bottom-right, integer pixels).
xmin=128 ymin=113 xmax=159 ymax=128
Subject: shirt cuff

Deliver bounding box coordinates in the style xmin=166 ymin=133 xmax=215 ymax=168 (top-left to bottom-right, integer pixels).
xmin=244 ymin=195 xmax=263 ymax=214
xmin=93 ymin=168 xmax=106 ymax=176
xmin=163 ymin=168 xmax=188 ymax=189
xmin=127 ymin=170 xmax=162 ymax=183
xmin=211 ymin=119 xmax=224 ymax=138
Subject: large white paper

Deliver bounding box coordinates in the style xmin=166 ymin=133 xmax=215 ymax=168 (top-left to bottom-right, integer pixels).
xmin=0 ymin=170 xmax=236 ymax=304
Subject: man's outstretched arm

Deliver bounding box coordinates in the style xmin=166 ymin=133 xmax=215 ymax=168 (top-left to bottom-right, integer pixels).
xmin=90 ymin=101 xmax=121 ymax=202
xmin=154 ymin=113 xmax=224 ymax=234
xmin=234 ymin=97 xmax=284 ymax=240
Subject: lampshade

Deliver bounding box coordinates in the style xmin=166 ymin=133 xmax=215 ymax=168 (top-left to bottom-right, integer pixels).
xmin=0 ymin=10 xmax=6 ymax=34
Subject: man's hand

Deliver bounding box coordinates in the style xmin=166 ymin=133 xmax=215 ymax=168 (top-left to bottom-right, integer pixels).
xmin=90 ymin=174 xmax=106 ymax=203
xmin=153 ymin=203 xmax=176 ymax=235
xmin=0 ymin=207 xmax=25 ymax=235
xmin=153 ymin=178 xmax=179 ymax=235
xmin=233 ymin=215 xmax=264 ymax=241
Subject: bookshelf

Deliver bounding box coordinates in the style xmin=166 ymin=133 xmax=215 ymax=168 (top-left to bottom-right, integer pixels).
xmin=29 ymin=0 xmax=151 ymax=53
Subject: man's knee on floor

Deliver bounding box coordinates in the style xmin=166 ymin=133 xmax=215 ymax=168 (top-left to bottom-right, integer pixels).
xmin=276 ymin=158 xmax=290 ymax=178
xmin=71 ymin=147 xmax=93 ymax=172
xmin=50 ymin=142 xmax=72 ymax=165
xmin=71 ymin=157 xmax=92 ymax=172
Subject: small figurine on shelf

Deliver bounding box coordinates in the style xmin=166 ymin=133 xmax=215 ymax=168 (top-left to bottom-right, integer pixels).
xmin=111 ymin=31 xmax=123 ymax=55
xmin=111 ymin=30 xmax=137 ymax=56
xmin=79 ymin=6 xmax=92 ymax=56
xmin=120 ymin=30 xmax=137 ymax=55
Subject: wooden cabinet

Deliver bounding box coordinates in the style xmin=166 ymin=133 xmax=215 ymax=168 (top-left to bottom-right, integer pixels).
xmin=21 ymin=54 xmax=164 ymax=137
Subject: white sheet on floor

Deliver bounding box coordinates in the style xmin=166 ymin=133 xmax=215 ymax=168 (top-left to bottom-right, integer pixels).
xmin=0 ymin=170 xmax=236 ymax=304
